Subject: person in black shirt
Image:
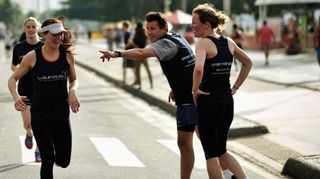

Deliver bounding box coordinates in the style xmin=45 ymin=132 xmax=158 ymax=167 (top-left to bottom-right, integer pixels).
xmin=192 ymin=3 xmax=252 ymax=179
xmin=131 ymin=22 xmax=153 ymax=89
xmin=11 ymin=16 xmax=44 ymax=162
xmin=8 ymin=18 xmax=79 ymax=179
xmin=121 ymin=22 xmax=135 ymax=84
xmin=100 ymin=12 xmax=197 ymax=179
xmin=230 ymin=24 xmax=243 ymax=71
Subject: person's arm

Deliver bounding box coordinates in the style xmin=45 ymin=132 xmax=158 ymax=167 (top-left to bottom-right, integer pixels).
xmin=314 ymin=25 xmax=319 ymax=49
xmin=11 ymin=45 xmax=19 ymax=71
xmin=228 ymin=37 xmax=252 ymax=94
xmin=11 ymin=64 xmax=18 ymax=71
xmin=239 ymin=30 xmax=244 ymax=41
xmin=192 ymin=38 xmax=208 ymax=105
xmin=99 ymin=47 xmax=156 ymax=62
xmin=272 ymin=28 xmax=276 ymax=44
xmin=128 ymin=32 xmax=136 ymax=47
xmin=256 ymin=29 xmax=260 ymax=44
xmin=8 ymin=51 xmax=36 ymax=111
xmin=100 ymin=38 xmax=178 ymax=61
xmin=120 ymin=47 xmax=157 ymax=59
xmin=67 ymin=53 xmax=80 ymax=113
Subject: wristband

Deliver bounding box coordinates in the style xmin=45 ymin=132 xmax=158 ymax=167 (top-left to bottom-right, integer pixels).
xmin=114 ymin=50 xmax=121 ymax=57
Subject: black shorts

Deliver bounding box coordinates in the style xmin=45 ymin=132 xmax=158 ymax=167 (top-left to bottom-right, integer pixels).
xmin=122 ymin=59 xmax=135 ymax=68
xmin=5 ymin=45 xmax=11 ymax=50
xmin=22 ymin=98 xmax=32 ymax=106
xmin=197 ymin=94 xmax=233 ymax=159
xmin=176 ymin=104 xmax=197 ymax=132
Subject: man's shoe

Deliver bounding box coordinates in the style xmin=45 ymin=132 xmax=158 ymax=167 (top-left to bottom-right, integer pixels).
xmin=35 ymin=152 xmax=41 ymax=163
xmin=223 ymin=169 xmax=237 ymax=179
xmin=25 ymin=135 xmax=33 ymax=149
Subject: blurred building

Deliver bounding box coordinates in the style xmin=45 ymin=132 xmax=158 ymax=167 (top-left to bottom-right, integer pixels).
xmin=255 ymin=0 xmax=320 ymax=20
xmin=255 ymin=0 xmax=320 ymax=53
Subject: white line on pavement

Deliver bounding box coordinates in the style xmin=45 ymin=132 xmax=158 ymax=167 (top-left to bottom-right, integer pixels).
xmin=157 ymin=139 xmax=206 ymax=169
xmin=90 ymin=137 xmax=145 ymax=167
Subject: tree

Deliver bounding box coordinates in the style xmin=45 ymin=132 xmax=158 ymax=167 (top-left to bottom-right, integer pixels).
xmin=58 ymin=0 xmax=163 ymax=22
xmin=57 ymin=0 xmax=259 ymax=22
xmin=58 ymin=0 xmax=101 ymax=20
xmin=0 ymin=0 xmax=23 ymax=30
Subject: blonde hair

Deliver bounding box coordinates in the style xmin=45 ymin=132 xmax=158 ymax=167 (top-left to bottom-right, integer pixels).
xmin=23 ymin=17 xmax=41 ymax=28
xmin=192 ymin=3 xmax=229 ymax=31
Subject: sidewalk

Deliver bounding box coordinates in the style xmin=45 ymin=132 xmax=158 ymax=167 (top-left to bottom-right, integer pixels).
xmin=74 ymin=38 xmax=320 ymax=178
xmin=234 ymin=48 xmax=320 ymax=179
xmin=244 ymin=49 xmax=320 ymax=91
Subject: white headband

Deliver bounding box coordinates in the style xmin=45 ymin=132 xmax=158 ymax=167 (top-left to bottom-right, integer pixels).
xmin=40 ymin=23 xmax=66 ymax=34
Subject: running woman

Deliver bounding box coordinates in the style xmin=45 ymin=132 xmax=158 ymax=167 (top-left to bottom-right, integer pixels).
xmin=8 ymin=18 xmax=80 ymax=179
xmin=11 ymin=16 xmax=44 ymax=162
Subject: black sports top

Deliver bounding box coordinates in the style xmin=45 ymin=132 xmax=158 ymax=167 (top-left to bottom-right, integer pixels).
xmin=12 ymin=40 xmax=44 ymax=98
xmin=159 ymin=33 xmax=195 ymax=105
xmin=199 ymin=36 xmax=233 ymax=95
xmin=31 ymin=47 xmax=70 ymax=120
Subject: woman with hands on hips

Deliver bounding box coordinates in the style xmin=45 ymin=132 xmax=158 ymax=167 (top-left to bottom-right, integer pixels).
xmin=191 ymin=3 xmax=252 ymax=179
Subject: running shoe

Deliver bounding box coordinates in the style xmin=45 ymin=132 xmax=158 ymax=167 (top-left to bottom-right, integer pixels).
xmin=35 ymin=151 xmax=41 ymax=163
xmin=223 ymin=169 xmax=237 ymax=179
xmin=25 ymin=135 xmax=33 ymax=149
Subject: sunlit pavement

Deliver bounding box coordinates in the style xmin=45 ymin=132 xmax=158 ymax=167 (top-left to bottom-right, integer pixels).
xmin=1 ymin=38 xmax=319 ymax=178
xmin=75 ymin=38 xmax=320 ymax=178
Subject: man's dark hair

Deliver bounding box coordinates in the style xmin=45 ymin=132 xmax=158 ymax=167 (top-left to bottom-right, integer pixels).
xmin=263 ymin=20 xmax=267 ymax=25
xmin=145 ymin=11 xmax=167 ymax=29
xmin=122 ymin=22 xmax=129 ymax=28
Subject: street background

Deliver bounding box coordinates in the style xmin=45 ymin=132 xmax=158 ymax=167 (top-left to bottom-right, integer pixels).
xmin=1 ymin=0 xmax=320 ymax=178
xmin=1 ymin=39 xmax=284 ymax=179
xmin=79 ymin=38 xmax=320 ymax=171
xmin=1 ymin=37 xmax=320 ymax=178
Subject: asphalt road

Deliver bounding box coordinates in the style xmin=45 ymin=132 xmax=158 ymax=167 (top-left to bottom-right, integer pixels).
xmin=0 ymin=46 xmax=281 ymax=178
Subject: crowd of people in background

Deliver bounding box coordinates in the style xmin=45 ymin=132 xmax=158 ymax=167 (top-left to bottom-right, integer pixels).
xmin=313 ymin=17 xmax=320 ymax=71
xmin=101 ymin=21 xmax=154 ymax=89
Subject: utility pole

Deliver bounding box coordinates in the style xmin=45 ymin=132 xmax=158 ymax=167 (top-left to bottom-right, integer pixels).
xmin=36 ymin=0 xmax=40 ymax=14
xmin=223 ymin=0 xmax=231 ymax=15
xmin=164 ymin=0 xmax=171 ymax=13
xmin=181 ymin=0 xmax=186 ymax=12
xmin=46 ymin=0 xmax=50 ymax=11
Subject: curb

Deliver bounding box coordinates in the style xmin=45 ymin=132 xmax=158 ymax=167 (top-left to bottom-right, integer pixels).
xmin=249 ymin=76 xmax=320 ymax=92
xmin=282 ymin=155 xmax=320 ymax=179
xmin=227 ymin=116 xmax=269 ymax=138
xmin=76 ymin=61 xmax=269 ymax=138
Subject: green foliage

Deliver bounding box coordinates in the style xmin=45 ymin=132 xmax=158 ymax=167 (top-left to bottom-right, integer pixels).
xmin=57 ymin=0 xmax=163 ymax=22
xmin=0 ymin=0 xmax=23 ymax=30
xmin=57 ymin=0 xmax=259 ymax=22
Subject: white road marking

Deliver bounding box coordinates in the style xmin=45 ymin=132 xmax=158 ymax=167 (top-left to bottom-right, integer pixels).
xmin=82 ymin=68 xmax=281 ymax=178
xmin=90 ymin=137 xmax=145 ymax=167
xmin=158 ymin=139 xmax=206 ymax=169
